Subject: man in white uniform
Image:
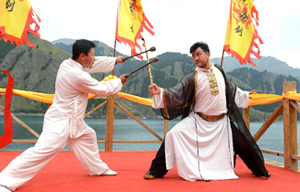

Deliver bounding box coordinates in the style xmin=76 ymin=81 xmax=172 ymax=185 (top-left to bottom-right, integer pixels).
xmin=144 ymin=41 xmax=269 ymax=181
xmin=0 ymin=39 xmax=128 ymax=191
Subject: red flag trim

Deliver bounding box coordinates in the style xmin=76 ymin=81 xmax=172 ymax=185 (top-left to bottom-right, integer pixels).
xmin=0 ymin=70 xmax=14 ymax=148
xmin=0 ymin=8 xmax=41 ymax=47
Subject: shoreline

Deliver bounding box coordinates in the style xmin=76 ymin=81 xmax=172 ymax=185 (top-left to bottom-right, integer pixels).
xmin=0 ymin=113 xmax=291 ymax=122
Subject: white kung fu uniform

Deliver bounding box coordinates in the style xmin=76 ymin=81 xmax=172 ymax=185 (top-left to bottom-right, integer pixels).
xmin=0 ymin=57 xmax=122 ymax=191
xmin=153 ymin=64 xmax=249 ymax=181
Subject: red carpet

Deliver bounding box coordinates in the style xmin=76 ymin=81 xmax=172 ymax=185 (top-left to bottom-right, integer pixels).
xmin=1 ymin=151 xmax=299 ymax=192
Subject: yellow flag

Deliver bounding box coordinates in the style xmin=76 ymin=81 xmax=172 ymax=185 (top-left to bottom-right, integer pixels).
xmin=115 ymin=0 xmax=154 ymax=60
xmin=223 ymin=0 xmax=262 ymax=67
xmin=0 ymin=0 xmax=41 ymax=47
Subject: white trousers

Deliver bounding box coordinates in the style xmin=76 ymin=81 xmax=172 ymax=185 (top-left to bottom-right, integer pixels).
xmin=0 ymin=122 xmax=109 ymax=191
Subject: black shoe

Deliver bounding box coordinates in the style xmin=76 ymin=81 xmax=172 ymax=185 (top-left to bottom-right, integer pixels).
xmin=144 ymin=171 xmax=157 ymax=180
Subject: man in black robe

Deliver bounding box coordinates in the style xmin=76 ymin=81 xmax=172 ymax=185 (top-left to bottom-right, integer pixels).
xmin=144 ymin=41 xmax=270 ymax=180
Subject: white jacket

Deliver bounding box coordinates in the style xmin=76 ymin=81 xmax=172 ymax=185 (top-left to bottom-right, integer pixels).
xmin=43 ymin=57 xmax=122 ymax=138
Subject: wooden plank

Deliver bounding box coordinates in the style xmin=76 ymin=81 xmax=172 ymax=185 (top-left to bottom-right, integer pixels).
xmin=105 ymin=96 xmax=115 ymax=151
xmin=289 ymin=100 xmax=298 ymax=170
xmin=260 ymin=149 xmax=284 ymax=157
xmin=290 ymin=100 xmax=300 ymax=114
xmin=243 ymin=107 xmax=250 ymax=130
xmin=290 ymin=100 xmax=299 ymax=166
xmin=282 ymin=81 xmax=296 ymax=170
xmin=164 ymin=119 xmax=168 ymax=137
xmin=84 ymin=100 xmax=107 ymax=118
xmin=0 ymin=105 xmax=40 ymax=138
xmin=291 ymin=154 xmax=300 ymax=161
xmin=114 ymin=100 xmax=163 ymax=141
xmin=92 ymin=96 xmax=108 ymax=100
xmin=283 ymin=101 xmax=291 ymax=167
xmin=12 ymin=139 xmax=37 ymax=143
xmin=253 ymin=102 xmax=283 ymax=141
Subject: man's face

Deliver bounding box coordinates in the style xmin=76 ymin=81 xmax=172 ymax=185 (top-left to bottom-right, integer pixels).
xmin=192 ymin=47 xmax=210 ymax=69
xmin=80 ymin=48 xmax=95 ymax=68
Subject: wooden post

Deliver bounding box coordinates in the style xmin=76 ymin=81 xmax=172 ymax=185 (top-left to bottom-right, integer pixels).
xmin=283 ymin=81 xmax=298 ymax=170
xmin=220 ymin=49 xmax=225 ymax=68
xmin=243 ymin=107 xmax=250 ymax=130
xmin=164 ymin=119 xmax=168 ymax=137
xmin=105 ymin=96 xmax=115 ymax=151
xmin=290 ymin=100 xmax=298 ymax=170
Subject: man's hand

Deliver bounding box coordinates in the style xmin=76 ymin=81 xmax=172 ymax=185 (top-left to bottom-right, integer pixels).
xmin=148 ymin=84 xmax=161 ymax=95
xmin=119 ymin=74 xmax=128 ymax=83
xmin=249 ymin=89 xmax=257 ymax=99
xmin=249 ymin=89 xmax=257 ymax=94
xmin=115 ymin=56 xmax=124 ymax=64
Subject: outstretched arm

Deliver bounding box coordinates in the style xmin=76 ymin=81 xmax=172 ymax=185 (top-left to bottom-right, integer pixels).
xmin=235 ymin=88 xmax=255 ymax=108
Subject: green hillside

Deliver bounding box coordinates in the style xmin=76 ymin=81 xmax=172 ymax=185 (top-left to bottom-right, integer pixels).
xmin=1 ymin=37 xmax=299 ymax=120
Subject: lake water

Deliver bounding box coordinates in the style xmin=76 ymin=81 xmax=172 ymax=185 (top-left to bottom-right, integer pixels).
xmin=0 ymin=115 xmax=299 ymax=163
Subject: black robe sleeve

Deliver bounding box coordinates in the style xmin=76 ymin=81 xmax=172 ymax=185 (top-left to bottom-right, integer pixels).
xmin=160 ymin=71 xmax=196 ymax=120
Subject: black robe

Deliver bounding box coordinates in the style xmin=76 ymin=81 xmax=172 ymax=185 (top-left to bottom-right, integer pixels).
xmin=152 ymin=65 xmax=269 ymax=178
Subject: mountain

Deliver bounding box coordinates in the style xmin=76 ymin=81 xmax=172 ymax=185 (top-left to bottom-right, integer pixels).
xmin=0 ymin=36 xmax=71 ymax=113
xmin=212 ymin=56 xmax=300 ymax=79
xmin=228 ymin=68 xmax=300 ymax=94
xmin=0 ymin=37 xmax=299 ymax=120
xmin=53 ymin=38 xmax=300 ymax=80
xmin=52 ymin=38 xmax=75 ymax=45
xmin=228 ymin=68 xmax=300 ymax=114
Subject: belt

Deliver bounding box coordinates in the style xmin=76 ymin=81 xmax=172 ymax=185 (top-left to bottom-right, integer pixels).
xmin=197 ymin=112 xmax=225 ymax=122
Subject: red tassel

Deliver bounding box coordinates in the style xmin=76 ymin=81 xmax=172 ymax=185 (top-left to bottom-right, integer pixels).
xmin=0 ymin=70 xmax=14 ymax=148
xmin=131 ymin=47 xmax=143 ymax=60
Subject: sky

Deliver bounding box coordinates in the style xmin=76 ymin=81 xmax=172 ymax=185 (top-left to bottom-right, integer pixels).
xmin=29 ymin=0 xmax=300 ymax=68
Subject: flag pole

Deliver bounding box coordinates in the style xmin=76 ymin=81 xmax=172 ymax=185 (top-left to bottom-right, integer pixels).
xmin=113 ymin=39 xmax=117 ymax=57
xmin=142 ymin=38 xmax=156 ymax=107
xmin=112 ymin=39 xmax=117 ymax=76
xmin=220 ymin=49 xmax=225 ymax=68
xmin=112 ymin=0 xmax=120 ymax=76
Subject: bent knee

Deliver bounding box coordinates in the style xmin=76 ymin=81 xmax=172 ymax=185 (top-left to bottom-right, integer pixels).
xmin=167 ymin=126 xmax=184 ymax=137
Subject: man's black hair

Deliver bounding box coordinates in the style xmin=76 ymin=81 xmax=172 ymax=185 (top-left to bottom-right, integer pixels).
xmin=189 ymin=41 xmax=210 ymax=54
xmin=72 ymin=39 xmax=96 ymax=60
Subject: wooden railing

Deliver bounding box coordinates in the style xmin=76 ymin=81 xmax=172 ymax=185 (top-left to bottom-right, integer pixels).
xmin=0 ymin=94 xmax=168 ymax=147
xmin=103 ymin=95 xmax=166 ymax=151
xmin=0 ymin=81 xmax=299 ymax=171
xmin=243 ymin=81 xmax=299 ymax=171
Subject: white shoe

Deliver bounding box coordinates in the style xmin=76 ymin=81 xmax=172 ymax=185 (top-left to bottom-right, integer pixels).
xmin=0 ymin=186 xmax=11 ymax=192
xmin=102 ymin=169 xmax=117 ymax=176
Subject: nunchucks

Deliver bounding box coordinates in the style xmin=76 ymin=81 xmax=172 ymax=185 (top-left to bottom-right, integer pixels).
xmin=122 ymin=46 xmax=156 ymax=62
xmin=124 ymin=57 xmax=159 ymax=78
